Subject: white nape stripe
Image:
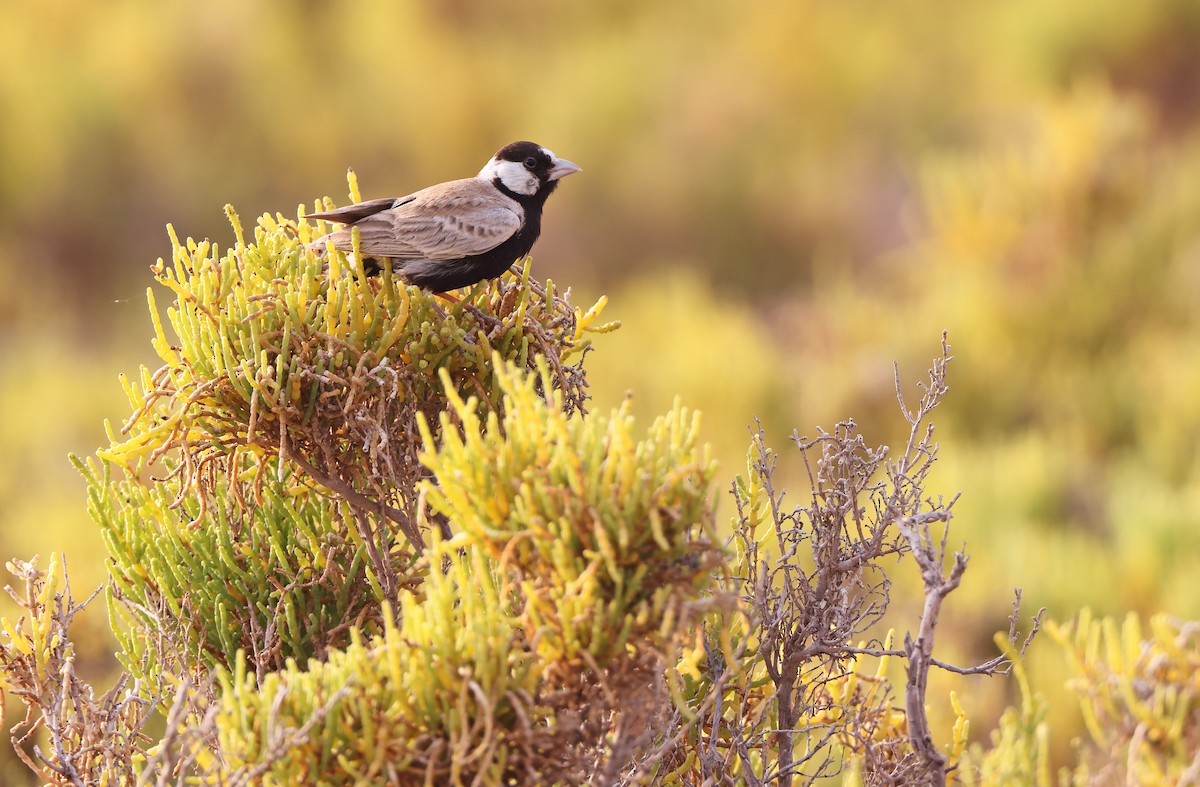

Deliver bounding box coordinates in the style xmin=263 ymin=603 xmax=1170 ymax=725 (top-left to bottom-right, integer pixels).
xmin=480 ymin=158 xmax=539 ymax=196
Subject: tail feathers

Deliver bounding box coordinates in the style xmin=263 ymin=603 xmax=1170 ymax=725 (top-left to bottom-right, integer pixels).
xmin=304 ymin=197 xmax=401 ymax=225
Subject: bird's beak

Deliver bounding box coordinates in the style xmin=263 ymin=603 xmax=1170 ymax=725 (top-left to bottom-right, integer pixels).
xmin=548 ymin=157 xmax=582 ymax=181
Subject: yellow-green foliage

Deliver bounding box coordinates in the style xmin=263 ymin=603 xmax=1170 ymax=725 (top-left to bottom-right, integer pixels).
xmin=957 ymin=651 xmax=1053 ymax=786
xmin=98 ymin=196 xmax=596 ymax=506
xmin=0 ymin=554 xmax=69 ymax=692
xmin=216 ymin=548 xmax=541 ymax=786
xmin=76 ymin=454 xmax=385 ymax=679
xmin=584 ymin=270 xmax=791 ymax=486
xmin=959 ymin=611 xmax=1200 ymax=785
xmin=214 ymin=363 xmax=719 ymax=784
xmin=420 ymin=359 xmax=720 ymax=668
xmin=75 ymin=192 xmax=610 ymax=680
xmin=1051 ymin=611 xmax=1200 ymax=783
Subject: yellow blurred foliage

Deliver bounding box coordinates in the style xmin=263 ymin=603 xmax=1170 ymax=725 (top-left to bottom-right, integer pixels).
xmin=4 ymin=0 xmax=1200 ymax=780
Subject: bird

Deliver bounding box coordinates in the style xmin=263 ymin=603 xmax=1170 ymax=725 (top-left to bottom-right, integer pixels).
xmin=305 ymin=141 xmax=581 ymax=293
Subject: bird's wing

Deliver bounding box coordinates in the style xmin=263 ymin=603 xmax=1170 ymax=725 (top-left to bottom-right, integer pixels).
xmin=311 ymin=179 xmax=523 ymax=260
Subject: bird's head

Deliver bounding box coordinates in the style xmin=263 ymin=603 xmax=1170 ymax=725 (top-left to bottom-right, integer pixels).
xmin=480 ymin=141 xmax=581 ymax=198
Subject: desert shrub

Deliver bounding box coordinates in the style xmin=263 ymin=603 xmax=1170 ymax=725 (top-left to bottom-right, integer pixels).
xmin=3 ymin=187 xmax=729 ymax=784
xmin=73 ymin=188 xmax=604 ymax=686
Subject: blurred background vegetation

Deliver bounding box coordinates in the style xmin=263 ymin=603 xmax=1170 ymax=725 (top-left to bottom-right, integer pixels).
xmin=3 ymin=0 xmax=1200 ymax=776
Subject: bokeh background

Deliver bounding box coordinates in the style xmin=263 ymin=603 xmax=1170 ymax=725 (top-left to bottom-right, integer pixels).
xmin=3 ymin=0 xmax=1200 ymax=775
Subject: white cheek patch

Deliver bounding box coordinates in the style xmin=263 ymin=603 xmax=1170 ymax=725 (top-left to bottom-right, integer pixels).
xmin=479 ymin=159 xmax=538 ymax=196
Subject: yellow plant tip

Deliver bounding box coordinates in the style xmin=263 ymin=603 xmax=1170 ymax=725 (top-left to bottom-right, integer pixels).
xmin=676 ymin=647 xmax=700 ymax=681
xmin=347 ymin=168 xmax=361 ymax=203
xmin=326 ymin=248 xmax=341 ymax=282
xmin=224 ymin=204 xmax=245 ymax=247
xmin=580 ymin=294 xmax=607 ymax=321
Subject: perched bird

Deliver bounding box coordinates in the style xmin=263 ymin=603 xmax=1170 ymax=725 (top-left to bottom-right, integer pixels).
xmin=306 ymin=141 xmax=581 ymax=293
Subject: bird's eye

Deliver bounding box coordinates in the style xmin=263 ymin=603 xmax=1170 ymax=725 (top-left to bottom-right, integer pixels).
xmin=523 ymin=157 xmax=539 ymax=170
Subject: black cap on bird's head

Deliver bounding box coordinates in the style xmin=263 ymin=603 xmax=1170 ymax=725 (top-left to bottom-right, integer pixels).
xmin=481 ymin=141 xmax=581 ymax=199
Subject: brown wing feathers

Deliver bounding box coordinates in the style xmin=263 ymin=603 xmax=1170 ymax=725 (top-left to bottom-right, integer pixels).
xmin=307 ymin=179 xmax=522 ymax=261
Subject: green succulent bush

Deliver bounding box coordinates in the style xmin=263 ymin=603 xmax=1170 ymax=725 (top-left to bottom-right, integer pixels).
xmin=74 ymin=189 xmax=607 ymax=683
xmin=2 ymin=187 xmax=733 ymax=784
